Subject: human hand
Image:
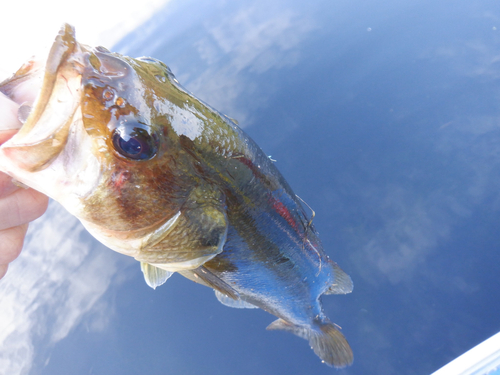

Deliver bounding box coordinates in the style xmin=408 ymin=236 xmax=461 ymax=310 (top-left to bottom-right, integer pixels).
xmin=0 ymin=92 xmax=49 ymax=279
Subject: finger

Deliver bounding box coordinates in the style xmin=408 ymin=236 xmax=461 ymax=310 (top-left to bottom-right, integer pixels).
xmin=0 ymin=263 xmax=7 ymax=279
xmin=0 ymin=172 xmax=19 ymax=198
xmin=0 ymin=223 xmax=28 ymax=264
xmin=0 ymin=187 xmax=48 ymax=230
xmin=0 ymin=92 xmax=22 ymax=145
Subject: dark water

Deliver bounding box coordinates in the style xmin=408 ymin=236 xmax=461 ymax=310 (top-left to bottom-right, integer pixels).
xmin=3 ymin=0 xmax=500 ymax=374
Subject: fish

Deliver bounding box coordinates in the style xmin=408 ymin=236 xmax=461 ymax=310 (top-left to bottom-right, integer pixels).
xmin=0 ymin=24 xmax=353 ymax=367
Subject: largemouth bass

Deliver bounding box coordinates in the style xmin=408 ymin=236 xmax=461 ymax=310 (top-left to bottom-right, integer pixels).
xmin=0 ymin=24 xmax=353 ymax=367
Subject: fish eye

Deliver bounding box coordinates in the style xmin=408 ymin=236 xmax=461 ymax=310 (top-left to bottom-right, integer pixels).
xmin=112 ymin=121 xmax=159 ymax=160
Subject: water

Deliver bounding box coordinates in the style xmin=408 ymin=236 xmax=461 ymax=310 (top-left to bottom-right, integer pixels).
xmin=1 ymin=0 xmax=500 ymax=374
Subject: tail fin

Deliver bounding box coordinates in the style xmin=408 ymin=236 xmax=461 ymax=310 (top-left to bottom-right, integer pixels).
xmin=267 ymin=319 xmax=353 ymax=368
xmin=309 ymin=322 xmax=353 ymax=367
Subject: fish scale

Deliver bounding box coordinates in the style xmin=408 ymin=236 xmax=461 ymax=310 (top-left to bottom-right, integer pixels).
xmin=0 ymin=24 xmax=353 ymax=368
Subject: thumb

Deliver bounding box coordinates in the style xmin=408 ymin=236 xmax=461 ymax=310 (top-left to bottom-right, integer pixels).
xmin=0 ymin=92 xmax=22 ymax=145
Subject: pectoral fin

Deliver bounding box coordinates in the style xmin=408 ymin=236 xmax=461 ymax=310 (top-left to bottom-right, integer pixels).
xmin=140 ymin=262 xmax=173 ymax=289
xmin=137 ymin=183 xmax=227 ymax=270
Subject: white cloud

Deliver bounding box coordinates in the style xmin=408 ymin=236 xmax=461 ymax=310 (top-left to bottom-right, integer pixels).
xmin=350 ymin=185 xmax=453 ymax=285
xmin=350 ymin=110 xmax=500 ymax=287
xmin=184 ymin=5 xmax=315 ymax=126
xmin=0 ymin=201 xmax=133 ymax=375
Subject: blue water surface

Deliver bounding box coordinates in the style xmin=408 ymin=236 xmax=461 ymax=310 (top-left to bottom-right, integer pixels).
xmin=4 ymin=0 xmax=500 ymax=374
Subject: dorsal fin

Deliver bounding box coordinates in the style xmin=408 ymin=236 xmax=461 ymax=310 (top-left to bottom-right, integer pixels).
xmin=324 ymin=262 xmax=353 ymax=295
xmin=140 ymin=262 xmax=173 ymax=289
xmin=214 ymin=290 xmax=258 ymax=309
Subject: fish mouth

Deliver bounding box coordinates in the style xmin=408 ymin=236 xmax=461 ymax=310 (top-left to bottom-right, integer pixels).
xmin=0 ymin=24 xmax=86 ymax=172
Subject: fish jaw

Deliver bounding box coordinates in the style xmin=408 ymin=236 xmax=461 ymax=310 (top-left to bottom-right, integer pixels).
xmin=1 ymin=24 xmax=85 ymax=171
xmin=0 ymin=24 xmax=102 ymax=218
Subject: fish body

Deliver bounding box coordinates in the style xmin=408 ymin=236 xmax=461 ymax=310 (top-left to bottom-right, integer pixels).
xmin=0 ymin=25 xmax=353 ymax=367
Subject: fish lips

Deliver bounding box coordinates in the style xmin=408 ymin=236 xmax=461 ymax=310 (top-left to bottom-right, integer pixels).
xmin=0 ymin=24 xmax=86 ymax=172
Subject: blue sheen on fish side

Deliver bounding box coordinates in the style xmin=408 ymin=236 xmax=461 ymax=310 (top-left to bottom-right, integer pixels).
xmin=189 ymin=121 xmax=354 ymax=366
xmin=0 ymin=24 xmax=354 ymax=369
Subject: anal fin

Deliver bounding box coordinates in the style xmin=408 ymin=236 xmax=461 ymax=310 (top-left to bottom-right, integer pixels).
xmin=215 ymin=290 xmax=257 ymax=309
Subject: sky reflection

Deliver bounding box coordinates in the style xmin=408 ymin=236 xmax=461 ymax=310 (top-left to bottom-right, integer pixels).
xmin=0 ymin=203 xmax=133 ymax=374
xmin=1 ymin=0 xmax=500 ymax=374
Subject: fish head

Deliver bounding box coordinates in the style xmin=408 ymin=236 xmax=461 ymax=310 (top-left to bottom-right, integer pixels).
xmin=0 ymin=24 xmax=205 ymax=258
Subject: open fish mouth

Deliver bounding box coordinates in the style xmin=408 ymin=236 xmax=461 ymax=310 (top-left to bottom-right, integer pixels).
xmin=0 ymin=24 xmax=86 ymax=172
xmin=0 ymin=24 xmax=355 ymax=368
xmin=0 ymin=24 xmax=101 ymax=206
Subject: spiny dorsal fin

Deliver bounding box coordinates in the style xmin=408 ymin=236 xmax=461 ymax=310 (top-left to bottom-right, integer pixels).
xmin=324 ymin=262 xmax=353 ymax=295
xmin=214 ymin=290 xmax=258 ymax=309
xmin=140 ymin=262 xmax=173 ymax=290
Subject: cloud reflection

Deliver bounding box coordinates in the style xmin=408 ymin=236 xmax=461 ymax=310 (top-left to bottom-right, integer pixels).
xmin=350 ymin=185 xmax=452 ymax=285
xmin=188 ymin=6 xmax=315 ymax=125
xmin=350 ymin=110 xmax=500 ymax=287
xmin=0 ymin=201 xmax=131 ymax=375
xmin=117 ymin=1 xmax=316 ymax=127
